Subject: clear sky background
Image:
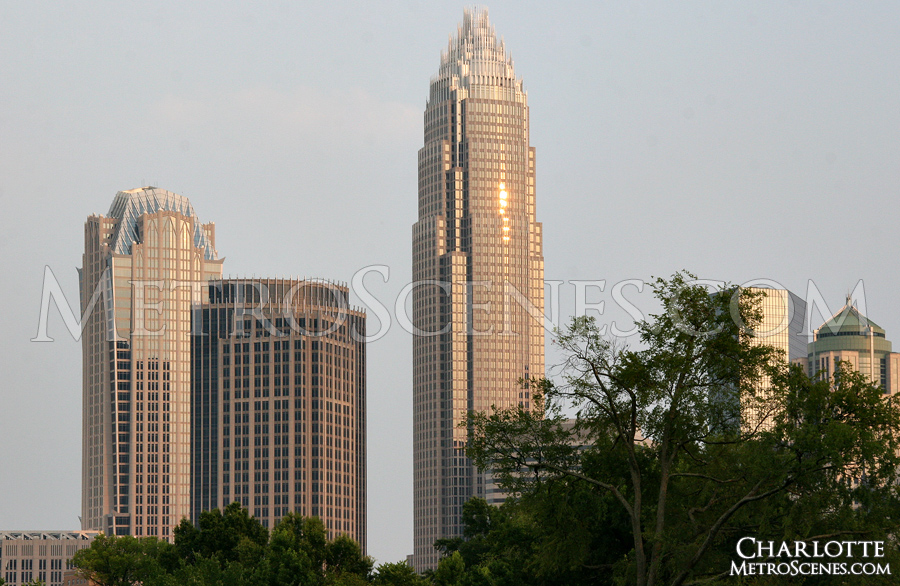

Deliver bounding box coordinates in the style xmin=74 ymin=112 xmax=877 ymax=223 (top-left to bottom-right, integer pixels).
xmin=2 ymin=0 xmax=899 ymax=565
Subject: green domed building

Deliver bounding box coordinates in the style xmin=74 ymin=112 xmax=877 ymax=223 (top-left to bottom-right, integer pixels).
xmin=801 ymin=296 xmax=900 ymax=394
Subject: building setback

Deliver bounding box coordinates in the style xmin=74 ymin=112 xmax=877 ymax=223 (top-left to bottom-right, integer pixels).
xmin=191 ymin=279 xmax=366 ymax=545
xmin=0 ymin=531 xmax=98 ymax=586
xmin=80 ymin=187 xmax=223 ymax=539
xmin=412 ymin=8 xmax=545 ymax=569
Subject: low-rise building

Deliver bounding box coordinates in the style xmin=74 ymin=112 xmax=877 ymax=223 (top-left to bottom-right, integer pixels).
xmin=0 ymin=531 xmax=97 ymax=586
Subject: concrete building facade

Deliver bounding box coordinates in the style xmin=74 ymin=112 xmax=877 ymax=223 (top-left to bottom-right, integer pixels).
xmin=0 ymin=531 xmax=97 ymax=586
xmin=412 ymin=8 xmax=545 ymax=569
xmin=191 ymin=279 xmax=367 ymax=546
xmin=80 ymin=187 xmax=223 ymax=538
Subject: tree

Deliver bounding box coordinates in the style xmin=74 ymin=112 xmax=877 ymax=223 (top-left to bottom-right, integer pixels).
xmin=166 ymin=554 xmax=253 ymax=586
xmin=173 ymin=501 xmax=268 ymax=566
xmin=71 ymin=534 xmax=177 ymax=586
xmin=372 ymin=561 xmax=427 ymax=586
xmin=325 ymin=534 xmax=373 ymax=583
xmin=253 ymin=513 xmax=372 ymax=586
xmin=432 ymin=551 xmax=465 ymax=586
xmin=73 ymin=505 xmax=373 ymax=586
xmin=431 ymin=498 xmax=537 ymax=585
xmin=467 ymin=273 xmax=900 ymax=586
xmin=261 ymin=514 xmax=322 ymax=586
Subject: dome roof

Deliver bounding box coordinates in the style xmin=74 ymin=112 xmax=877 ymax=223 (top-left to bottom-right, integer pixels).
xmin=816 ymin=297 xmax=884 ymax=339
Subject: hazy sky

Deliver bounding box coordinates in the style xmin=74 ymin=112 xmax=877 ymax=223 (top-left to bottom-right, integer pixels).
xmin=2 ymin=1 xmax=900 ymax=565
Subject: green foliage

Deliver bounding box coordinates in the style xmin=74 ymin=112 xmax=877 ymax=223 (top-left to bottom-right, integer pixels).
xmin=326 ymin=534 xmax=374 ymax=581
xmin=465 ymin=273 xmax=900 ymax=586
xmin=72 ymin=506 xmax=376 ymax=586
xmin=70 ymin=534 xmax=176 ymax=586
xmin=261 ymin=514 xmax=373 ymax=586
xmin=432 ymin=551 xmax=465 ymax=586
xmin=173 ymin=501 xmax=268 ymax=565
xmin=431 ymin=493 xmax=623 ymax=586
xmin=372 ymin=561 xmax=426 ymax=586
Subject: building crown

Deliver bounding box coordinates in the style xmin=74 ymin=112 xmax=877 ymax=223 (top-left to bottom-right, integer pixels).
xmin=106 ymin=186 xmax=217 ymax=260
xmin=431 ymin=8 xmax=525 ymax=101
xmin=817 ymin=301 xmax=885 ymax=339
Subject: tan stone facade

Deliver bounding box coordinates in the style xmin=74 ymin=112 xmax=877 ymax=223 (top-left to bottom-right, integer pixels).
xmin=0 ymin=531 xmax=97 ymax=586
xmin=60 ymin=570 xmax=97 ymax=586
xmin=80 ymin=187 xmax=223 ymax=539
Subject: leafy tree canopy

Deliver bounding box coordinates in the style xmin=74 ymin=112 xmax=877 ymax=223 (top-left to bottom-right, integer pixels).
xmin=173 ymin=500 xmax=268 ymax=565
xmin=70 ymin=534 xmax=176 ymax=586
xmin=73 ymin=506 xmax=376 ymax=586
xmin=466 ymin=272 xmax=900 ymax=586
xmin=372 ymin=561 xmax=427 ymax=586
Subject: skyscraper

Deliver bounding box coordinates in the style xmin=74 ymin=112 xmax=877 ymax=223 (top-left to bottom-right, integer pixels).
xmin=81 ymin=187 xmax=223 ymax=538
xmin=191 ymin=278 xmax=367 ymax=545
xmin=740 ymin=287 xmax=807 ymax=431
xmin=412 ymin=9 xmax=544 ymax=569
xmin=800 ymin=297 xmax=900 ymax=394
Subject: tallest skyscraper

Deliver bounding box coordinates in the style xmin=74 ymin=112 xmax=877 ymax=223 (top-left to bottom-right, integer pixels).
xmin=412 ymin=9 xmax=544 ymax=569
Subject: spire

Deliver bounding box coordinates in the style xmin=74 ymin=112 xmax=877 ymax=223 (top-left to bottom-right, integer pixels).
xmin=432 ymin=7 xmax=524 ymax=97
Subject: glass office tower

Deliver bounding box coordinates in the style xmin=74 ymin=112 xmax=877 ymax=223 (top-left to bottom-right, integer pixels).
xmin=741 ymin=287 xmax=807 ymax=431
xmin=192 ymin=278 xmax=367 ymax=546
xmin=412 ymin=8 xmax=545 ymax=569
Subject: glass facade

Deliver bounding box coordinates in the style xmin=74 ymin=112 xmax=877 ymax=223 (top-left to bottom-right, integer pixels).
xmin=412 ymin=9 xmax=545 ymax=570
xmin=740 ymin=288 xmax=808 ymax=431
xmin=192 ymin=279 xmax=366 ymax=545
